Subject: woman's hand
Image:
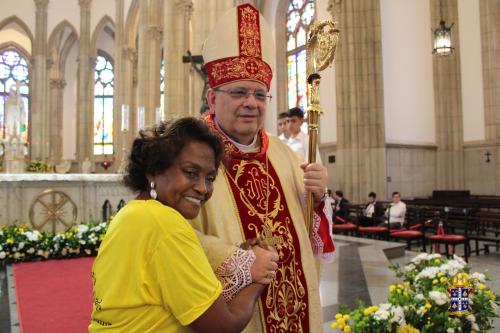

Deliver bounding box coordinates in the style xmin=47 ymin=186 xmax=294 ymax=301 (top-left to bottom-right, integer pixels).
xmin=250 ymin=244 xmax=279 ymax=284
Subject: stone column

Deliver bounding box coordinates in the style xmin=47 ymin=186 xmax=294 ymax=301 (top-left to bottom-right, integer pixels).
xmin=164 ymin=0 xmax=193 ymax=120
xmin=114 ymin=0 xmax=125 ymax=171
xmin=48 ymin=78 xmax=66 ymax=164
xmin=136 ymin=0 xmax=162 ymax=127
xmin=334 ymin=0 xmax=387 ymax=203
xmin=431 ymin=0 xmax=464 ymax=190
xmin=76 ymin=0 xmax=93 ymax=164
xmin=479 ymin=0 xmax=500 ymax=192
xmin=480 ymin=1 xmax=500 ymax=140
xmin=31 ymin=0 xmax=49 ymax=160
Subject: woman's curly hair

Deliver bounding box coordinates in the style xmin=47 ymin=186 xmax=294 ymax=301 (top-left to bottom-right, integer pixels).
xmin=123 ymin=117 xmax=223 ymax=193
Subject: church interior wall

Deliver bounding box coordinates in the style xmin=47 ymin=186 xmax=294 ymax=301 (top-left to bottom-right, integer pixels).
xmin=47 ymin=0 xmax=80 ymax=38
xmin=380 ymin=0 xmax=436 ymax=145
xmin=458 ymin=0 xmax=486 ymax=142
xmin=0 ymin=1 xmax=35 ymax=37
xmin=0 ymin=0 xmax=498 ymax=201
xmin=386 ymin=145 xmax=437 ymax=199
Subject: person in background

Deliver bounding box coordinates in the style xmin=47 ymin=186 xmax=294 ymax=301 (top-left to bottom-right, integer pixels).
xmin=89 ymin=118 xmax=276 ymax=333
xmin=285 ymin=107 xmax=308 ymax=160
xmin=277 ymin=111 xmax=290 ymax=143
xmin=333 ymin=190 xmax=350 ymax=224
xmin=358 ymin=192 xmax=384 ymax=226
xmin=381 ymin=191 xmax=406 ymax=229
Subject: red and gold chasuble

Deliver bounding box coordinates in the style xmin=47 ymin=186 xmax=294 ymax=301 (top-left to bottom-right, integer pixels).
xmin=206 ymin=115 xmax=310 ymax=333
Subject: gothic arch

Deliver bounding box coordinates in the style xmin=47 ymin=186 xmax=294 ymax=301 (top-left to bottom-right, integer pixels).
xmin=124 ymin=0 xmax=139 ymax=48
xmin=0 ymin=15 xmax=34 ymax=45
xmin=91 ymin=15 xmax=116 ymax=57
xmin=48 ymin=20 xmax=78 ymax=70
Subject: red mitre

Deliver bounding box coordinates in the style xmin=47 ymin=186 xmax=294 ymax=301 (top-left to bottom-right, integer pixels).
xmin=202 ymin=3 xmax=273 ymax=90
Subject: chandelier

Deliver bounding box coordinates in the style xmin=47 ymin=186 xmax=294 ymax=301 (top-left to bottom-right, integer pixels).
xmin=433 ymin=0 xmax=454 ymax=56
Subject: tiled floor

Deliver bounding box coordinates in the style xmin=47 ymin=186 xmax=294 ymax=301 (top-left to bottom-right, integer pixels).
xmin=321 ymin=236 xmax=500 ymax=333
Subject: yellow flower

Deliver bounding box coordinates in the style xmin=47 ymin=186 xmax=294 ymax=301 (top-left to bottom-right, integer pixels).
xmin=337 ymin=318 xmax=345 ymax=326
xmin=478 ymin=283 xmax=485 ymax=290
xmin=397 ymin=324 xmax=420 ymax=333
xmin=403 ymin=291 xmax=409 ymax=296
xmin=363 ymin=306 xmax=379 ymax=315
xmin=6 ymin=238 xmax=14 ymax=244
xmin=432 ymin=279 xmax=439 ymax=284
xmin=440 ymin=277 xmax=448 ymax=283
xmin=438 ymin=272 xmax=444 ymax=277
xmin=335 ymin=313 xmax=343 ymax=320
xmin=425 ymin=302 xmax=432 ymax=309
xmin=342 ymin=314 xmax=350 ymax=321
xmin=404 ymin=281 xmax=410 ymax=286
xmin=331 ymin=322 xmax=338 ymax=329
xmin=390 ymin=284 xmax=397 ymax=292
xmin=344 ymin=325 xmax=352 ymax=333
xmin=434 ymin=259 xmax=441 ymax=265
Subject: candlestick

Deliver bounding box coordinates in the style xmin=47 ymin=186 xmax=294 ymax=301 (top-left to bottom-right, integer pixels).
xmin=121 ymin=104 xmax=129 ymax=132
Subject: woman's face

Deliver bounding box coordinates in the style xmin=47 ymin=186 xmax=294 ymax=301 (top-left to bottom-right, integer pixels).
xmin=152 ymin=140 xmax=218 ymax=219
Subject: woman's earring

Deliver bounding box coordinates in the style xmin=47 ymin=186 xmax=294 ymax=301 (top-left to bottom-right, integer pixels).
xmin=150 ymin=181 xmax=158 ymax=200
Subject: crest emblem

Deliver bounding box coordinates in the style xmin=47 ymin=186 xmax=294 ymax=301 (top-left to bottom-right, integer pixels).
xmin=449 ymin=273 xmax=471 ymax=315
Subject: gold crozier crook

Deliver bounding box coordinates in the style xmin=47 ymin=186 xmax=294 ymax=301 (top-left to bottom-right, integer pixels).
xmin=305 ymin=20 xmax=339 ymax=236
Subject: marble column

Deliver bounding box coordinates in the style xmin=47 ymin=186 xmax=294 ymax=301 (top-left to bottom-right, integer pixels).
xmin=479 ymin=0 xmax=500 ymax=192
xmin=136 ymin=0 xmax=162 ymax=128
xmin=31 ymin=0 xmax=49 ymax=160
xmin=164 ymin=0 xmax=193 ymax=120
xmin=333 ymin=0 xmax=387 ymax=202
xmin=431 ymin=0 xmax=464 ymax=190
xmin=76 ymin=0 xmax=93 ymax=164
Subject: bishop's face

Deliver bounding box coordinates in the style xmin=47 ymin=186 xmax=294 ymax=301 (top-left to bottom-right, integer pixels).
xmin=207 ymin=80 xmax=268 ymax=145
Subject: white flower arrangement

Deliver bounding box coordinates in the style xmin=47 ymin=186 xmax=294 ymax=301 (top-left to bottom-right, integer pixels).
xmin=0 ymin=222 xmax=109 ymax=264
xmin=331 ymin=253 xmax=500 ymax=333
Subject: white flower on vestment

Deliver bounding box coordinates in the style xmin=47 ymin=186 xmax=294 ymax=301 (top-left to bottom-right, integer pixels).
xmin=429 ymin=291 xmax=448 ymax=306
xmin=24 ymin=230 xmax=40 ymax=242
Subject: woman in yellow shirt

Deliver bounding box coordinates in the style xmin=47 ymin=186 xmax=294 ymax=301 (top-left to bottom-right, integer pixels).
xmin=89 ymin=117 xmax=277 ymax=333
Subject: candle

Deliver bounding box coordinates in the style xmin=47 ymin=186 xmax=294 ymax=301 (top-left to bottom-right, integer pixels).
xmin=121 ymin=105 xmax=129 ymax=132
xmin=155 ymin=107 xmax=164 ymax=125
xmin=137 ymin=106 xmax=145 ymax=131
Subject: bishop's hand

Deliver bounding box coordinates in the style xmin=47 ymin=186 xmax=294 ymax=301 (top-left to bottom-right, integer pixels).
xmin=301 ymin=162 xmax=328 ymax=202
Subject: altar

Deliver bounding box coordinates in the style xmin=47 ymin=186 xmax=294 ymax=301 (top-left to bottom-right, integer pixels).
xmin=0 ymin=173 xmax=134 ymax=232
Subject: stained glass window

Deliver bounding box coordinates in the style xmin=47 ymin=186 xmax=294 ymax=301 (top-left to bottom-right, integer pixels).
xmin=286 ymin=0 xmax=315 ymax=115
xmin=94 ymin=53 xmax=114 ymax=155
xmin=0 ymin=49 xmax=30 ymax=156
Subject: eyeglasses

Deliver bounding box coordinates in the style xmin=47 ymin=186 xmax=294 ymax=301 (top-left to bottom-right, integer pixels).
xmin=214 ymin=88 xmax=272 ymax=102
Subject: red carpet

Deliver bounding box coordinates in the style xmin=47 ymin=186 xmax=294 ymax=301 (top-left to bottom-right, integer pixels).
xmin=13 ymin=257 xmax=95 ymax=333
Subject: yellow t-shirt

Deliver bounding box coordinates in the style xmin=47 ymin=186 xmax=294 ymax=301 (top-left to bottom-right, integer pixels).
xmin=89 ymin=200 xmax=222 ymax=333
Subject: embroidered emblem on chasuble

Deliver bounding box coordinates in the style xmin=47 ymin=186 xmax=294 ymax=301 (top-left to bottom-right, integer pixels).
xmin=205 ymin=116 xmax=310 ymax=332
